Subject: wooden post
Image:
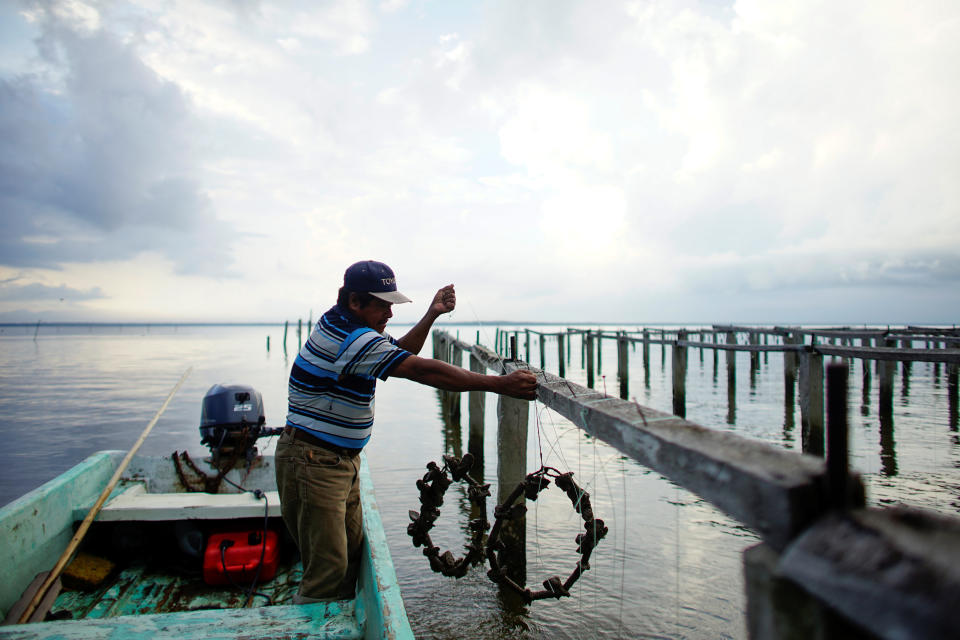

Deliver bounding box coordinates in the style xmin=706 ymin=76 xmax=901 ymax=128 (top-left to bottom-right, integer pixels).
xmin=539 ymin=334 xmax=546 ymax=370
xmin=596 ymin=332 xmax=602 ymax=374
xmin=713 ymin=331 xmax=719 ymax=372
xmin=297 ymin=318 xmax=302 ymax=348
xmin=557 ymin=333 xmax=566 ymax=378
xmin=496 ymin=392 xmax=529 ymax=586
xmin=879 ymin=339 xmax=895 ymax=421
xmin=726 ymin=332 xmax=737 ymax=424
xmin=744 ymin=543 xmax=859 ymax=640
xmin=799 ymin=350 xmax=825 ymax=457
xmin=826 ymin=363 xmax=850 ymax=509
xmin=617 ymin=332 xmax=629 ymax=400
xmin=524 ymin=329 xmax=531 ymax=363
xmin=266 ymin=335 xmax=270 ymax=352
xmin=672 ymin=330 xmax=688 ymax=418
xmin=642 ymin=329 xmax=650 ymax=387
xmin=468 ymin=354 xmax=486 ymax=463
xmin=784 ymin=334 xmax=797 ymax=435
xmin=586 ymin=330 xmax=595 ymax=388
xmin=900 ymin=338 xmax=912 ymax=399
xmin=283 ymin=321 xmax=289 ymax=353
xmin=861 ymin=337 xmax=873 ymax=410
xmin=750 ymin=332 xmax=760 ymax=372
xmin=661 ymin=331 xmax=666 ymax=369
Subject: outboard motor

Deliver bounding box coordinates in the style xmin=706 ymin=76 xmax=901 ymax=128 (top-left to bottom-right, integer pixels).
xmin=199 ymin=384 xmax=274 ymax=465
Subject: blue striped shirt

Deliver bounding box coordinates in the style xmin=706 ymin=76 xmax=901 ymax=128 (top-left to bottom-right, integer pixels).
xmin=285 ymin=305 xmax=411 ymax=449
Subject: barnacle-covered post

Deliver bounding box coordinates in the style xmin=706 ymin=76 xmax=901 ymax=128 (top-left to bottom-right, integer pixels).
xmin=496 ymin=369 xmax=530 ymax=587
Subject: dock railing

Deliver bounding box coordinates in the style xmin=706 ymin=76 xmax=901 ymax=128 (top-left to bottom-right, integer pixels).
xmin=433 ymin=327 xmax=960 ymax=640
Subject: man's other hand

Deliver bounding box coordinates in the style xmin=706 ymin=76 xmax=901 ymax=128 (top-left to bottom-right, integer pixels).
xmin=430 ymin=285 xmax=456 ymax=316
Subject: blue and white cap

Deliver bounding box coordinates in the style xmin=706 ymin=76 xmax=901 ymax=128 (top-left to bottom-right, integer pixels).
xmin=344 ymin=260 xmax=412 ymax=304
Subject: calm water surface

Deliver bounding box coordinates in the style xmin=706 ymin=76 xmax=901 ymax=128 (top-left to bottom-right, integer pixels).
xmin=1 ymin=323 xmax=957 ymax=639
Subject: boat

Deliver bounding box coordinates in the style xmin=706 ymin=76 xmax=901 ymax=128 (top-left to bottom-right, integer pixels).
xmin=0 ymin=384 xmax=414 ymax=639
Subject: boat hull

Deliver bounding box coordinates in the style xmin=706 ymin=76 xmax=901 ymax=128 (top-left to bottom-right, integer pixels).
xmin=0 ymin=451 xmax=413 ymax=639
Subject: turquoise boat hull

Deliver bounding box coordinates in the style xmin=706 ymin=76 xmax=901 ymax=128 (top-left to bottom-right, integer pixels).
xmin=0 ymin=451 xmax=413 ymax=639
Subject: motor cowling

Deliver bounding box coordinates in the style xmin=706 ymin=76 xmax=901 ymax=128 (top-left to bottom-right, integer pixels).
xmin=199 ymin=384 xmax=266 ymax=464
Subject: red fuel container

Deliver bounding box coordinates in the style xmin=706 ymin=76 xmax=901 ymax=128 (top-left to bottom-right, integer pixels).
xmin=203 ymin=529 xmax=280 ymax=586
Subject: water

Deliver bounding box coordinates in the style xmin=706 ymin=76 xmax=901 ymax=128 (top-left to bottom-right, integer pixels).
xmin=1 ymin=323 xmax=957 ymax=638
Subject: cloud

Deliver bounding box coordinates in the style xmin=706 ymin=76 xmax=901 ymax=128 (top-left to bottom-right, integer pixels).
xmin=0 ymin=5 xmax=234 ymax=275
xmin=0 ymin=280 xmax=104 ymax=303
xmin=1 ymin=0 xmax=958 ymax=323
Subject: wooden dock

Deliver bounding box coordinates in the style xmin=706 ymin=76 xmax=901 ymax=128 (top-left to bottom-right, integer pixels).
xmin=434 ymin=326 xmax=960 ymax=640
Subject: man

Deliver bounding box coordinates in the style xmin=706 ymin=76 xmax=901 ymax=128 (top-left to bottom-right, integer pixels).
xmin=275 ymin=260 xmax=537 ymax=603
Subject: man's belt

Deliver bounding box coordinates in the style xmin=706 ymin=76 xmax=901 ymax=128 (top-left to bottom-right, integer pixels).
xmin=285 ymin=426 xmax=362 ymax=458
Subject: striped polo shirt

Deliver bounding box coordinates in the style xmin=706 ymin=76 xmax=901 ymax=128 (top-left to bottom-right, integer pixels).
xmin=285 ymin=304 xmax=412 ymax=449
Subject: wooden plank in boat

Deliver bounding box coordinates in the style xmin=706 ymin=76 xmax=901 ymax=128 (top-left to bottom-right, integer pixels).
xmin=73 ymin=485 xmax=282 ymax=521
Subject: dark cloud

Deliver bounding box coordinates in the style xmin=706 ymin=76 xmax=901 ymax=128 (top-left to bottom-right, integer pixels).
xmin=0 ymin=10 xmax=234 ymax=275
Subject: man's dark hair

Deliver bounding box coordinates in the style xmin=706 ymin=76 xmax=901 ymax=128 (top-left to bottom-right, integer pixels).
xmin=337 ymin=287 xmax=375 ymax=309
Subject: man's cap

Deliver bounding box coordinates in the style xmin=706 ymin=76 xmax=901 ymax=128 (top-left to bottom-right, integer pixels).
xmin=344 ymin=260 xmax=412 ymax=304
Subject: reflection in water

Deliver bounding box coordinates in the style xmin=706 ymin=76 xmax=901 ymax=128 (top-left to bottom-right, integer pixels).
xmin=861 ymin=360 xmax=872 ymax=416
xmin=902 ymin=361 xmax=912 ymax=399
xmin=440 ymin=390 xmax=463 ymax=458
xmin=950 ymin=366 xmax=959 ymax=431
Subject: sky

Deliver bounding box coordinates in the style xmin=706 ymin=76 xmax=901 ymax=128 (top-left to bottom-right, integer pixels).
xmin=0 ymin=0 xmax=958 ymax=325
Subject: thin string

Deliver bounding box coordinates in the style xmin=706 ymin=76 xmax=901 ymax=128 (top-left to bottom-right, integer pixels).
xmin=675 ymin=481 xmax=681 ymax=634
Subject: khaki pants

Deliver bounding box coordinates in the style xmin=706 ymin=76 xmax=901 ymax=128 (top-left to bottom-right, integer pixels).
xmin=275 ymin=430 xmax=363 ymax=600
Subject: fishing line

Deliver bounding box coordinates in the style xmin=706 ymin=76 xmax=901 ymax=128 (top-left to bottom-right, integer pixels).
xmin=674 ymin=480 xmax=681 ymax=635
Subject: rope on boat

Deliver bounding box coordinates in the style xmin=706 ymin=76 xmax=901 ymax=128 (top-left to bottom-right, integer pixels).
xmin=171 ymin=426 xmax=255 ymax=493
xmin=406 ymin=453 xmax=490 ymax=578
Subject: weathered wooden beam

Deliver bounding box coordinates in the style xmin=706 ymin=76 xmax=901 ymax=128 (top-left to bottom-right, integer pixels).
xmin=529 ymin=367 xmax=862 ymax=550
xmin=814 ymin=345 xmax=960 ymax=364
xmin=779 ymin=506 xmax=960 ymax=640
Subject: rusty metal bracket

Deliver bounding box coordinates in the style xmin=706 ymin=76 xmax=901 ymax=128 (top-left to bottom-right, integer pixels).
xmin=485 ymin=466 xmax=608 ymax=603
xmin=406 ymin=453 xmax=491 ymax=578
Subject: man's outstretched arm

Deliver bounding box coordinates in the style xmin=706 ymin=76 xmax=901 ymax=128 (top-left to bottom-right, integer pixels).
xmin=392 ymin=354 xmax=537 ymax=400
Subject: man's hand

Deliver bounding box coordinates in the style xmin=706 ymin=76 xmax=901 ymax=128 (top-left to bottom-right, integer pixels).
xmin=430 ymin=284 xmax=456 ymax=316
xmin=499 ymin=370 xmax=538 ymax=400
